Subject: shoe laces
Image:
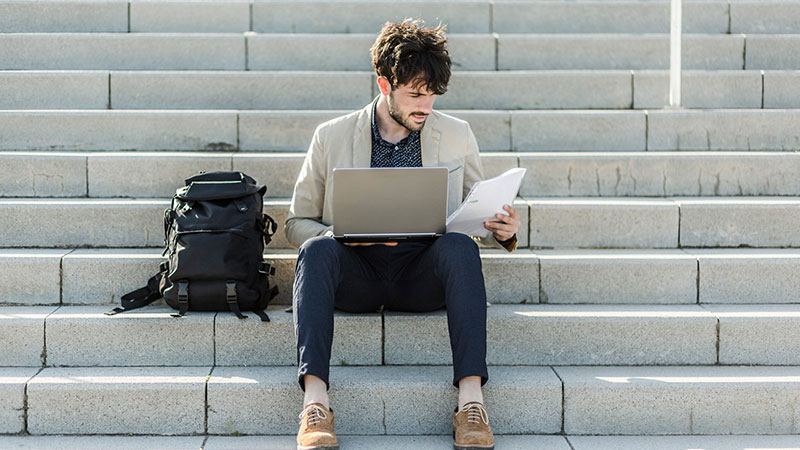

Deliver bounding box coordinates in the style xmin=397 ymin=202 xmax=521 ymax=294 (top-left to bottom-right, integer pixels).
xmin=462 ymin=402 xmax=489 ymax=425
xmin=299 ymin=404 xmax=328 ymax=426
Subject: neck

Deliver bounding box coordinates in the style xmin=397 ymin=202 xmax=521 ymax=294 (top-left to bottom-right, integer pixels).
xmin=375 ymin=95 xmax=411 ymax=144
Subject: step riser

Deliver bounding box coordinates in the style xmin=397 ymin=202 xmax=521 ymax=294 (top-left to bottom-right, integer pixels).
xmin=385 ymin=308 xmax=717 ymax=366
xmin=500 ymin=35 xmax=744 ymax=70
xmin=27 ymin=367 xmax=209 ymax=435
xmin=5 ymin=71 xmax=800 ymax=110
xmin=521 ymin=153 xmax=800 ymax=197
xmin=5 ymin=34 xmax=788 ymax=71
xmin=4 ymin=1 xmax=799 ymax=34
xmin=0 ymin=199 xmax=530 ymax=249
xmin=6 ymin=198 xmax=800 ymax=248
xmin=6 ymin=305 xmax=800 ymax=367
xmin=8 ymin=152 xmax=800 ymax=199
xmin=561 ymin=366 xmax=800 ymax=435
xmin=4 ymin=110 xmax=800 ymax=152
xmin=10 ymin=250 xmax=800 ymax=307
xmin=1 ymin=251 xmax=536 ymax=307
xmin=16 ymin=366 xmax=562 ymax=435
xmin=0 ymin=153 xmax=514 ymax=200
xmin=7 ymin=365 xmax=800 ymax=436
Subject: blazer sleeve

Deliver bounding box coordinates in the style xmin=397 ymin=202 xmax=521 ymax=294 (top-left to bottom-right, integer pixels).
xmin=462 ymin=122 xmax=517 ymax=252
xmin=285 ymin=125 xmax=334 ymax=249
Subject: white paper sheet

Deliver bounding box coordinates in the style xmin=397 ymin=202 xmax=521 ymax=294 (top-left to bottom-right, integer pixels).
xmin=446 ymin=168 xmax=527 ymax=238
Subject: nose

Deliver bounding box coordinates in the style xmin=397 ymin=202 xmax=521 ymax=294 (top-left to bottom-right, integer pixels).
xmin=416 ymin=96 xmax=435 ymax=115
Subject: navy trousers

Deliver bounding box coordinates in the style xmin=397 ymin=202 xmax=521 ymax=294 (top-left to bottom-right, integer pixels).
xmin=292 ymin=232 xmax=489 ymax=391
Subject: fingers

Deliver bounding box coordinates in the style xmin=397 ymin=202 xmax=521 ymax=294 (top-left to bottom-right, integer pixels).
xmin=503 ymin=204 xmax=519 ymax=219
xmin=485 ymin=221 xmax=516 ymax=234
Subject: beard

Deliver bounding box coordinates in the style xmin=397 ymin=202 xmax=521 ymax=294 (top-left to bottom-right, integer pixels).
xmin=387 ymin=92 xmax=428 ymax=132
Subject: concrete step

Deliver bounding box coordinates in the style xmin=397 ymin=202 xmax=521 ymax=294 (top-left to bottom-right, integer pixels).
xmin=4 ymin=365 xmax=800 ymax=436
xmin=0 ymin=435 xmax=570 ymax=450
xmin=7 ymin=150 xmax=800 ymax=199
xmin=11 ymin=365 xmax=561 ymax=435
xmin=0 ymin=197 xmax=530 ymax=249
xmin=528 ymin=197 xmax=800 ymax=248
xmin=5 ymin=109 xmax=800 ymax=152
xmin=569 ymin=435 xmax=800 ymax=450
xmin=499 ymin=33 xmax=744 ymax=70
xmin=7 ymin=248 xmax=800 ymax=307
xmin=731 ymin=1 xmax=800 ymax=34
xmin=0 ymin=32 xmax=491 ymax=71
xmin=8 ymin=69 xmax=800 ymax=110
xmin=4 ymin=196 xmax=800 ymax=249
xmin=0 ymin=33 xmax=767 ymax=71
xmin=13 ymin=0 xmax=800 ymax=35
xmin=559 ymin=365 xmax=800 ymax=435
xmin=7 ymin=304 xmax=800 ymax=367
xmin=1 ymin=248 xmax=539 ymax=307
xmin=519 ymin=151 xmax=800 ymax=197
xmin=0 ymin=151 xmax=517 ymax=199
xmin=0 ymin=109 xmax=515 ymax=151
xmin=3 ymin=435 xmax=800 ymax=450
xmin=0 ymin=303 xmax=738 ymax=367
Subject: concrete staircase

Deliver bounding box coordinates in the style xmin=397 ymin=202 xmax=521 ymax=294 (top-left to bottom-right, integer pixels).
xmin=3 ymin=1 xmax=800 ymax=448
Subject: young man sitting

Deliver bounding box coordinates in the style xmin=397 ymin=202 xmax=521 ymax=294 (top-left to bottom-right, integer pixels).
xmin=286 ymin=19 xmax=520 ymax=450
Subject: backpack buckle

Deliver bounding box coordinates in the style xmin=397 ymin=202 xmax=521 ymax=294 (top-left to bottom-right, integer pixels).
xmin=172 ymin=280 xmax=190 ymax=318
xmin=177 ymin=280 xmax=189 ymax=303
xmin=226 ymin=281 xmax=237 ymax=303
xmin=259 ymin=262 xmax=276 ymax=276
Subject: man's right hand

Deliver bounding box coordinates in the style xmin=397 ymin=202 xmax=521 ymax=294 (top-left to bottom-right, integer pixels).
xmin=344 ymin=242 xmax=398 ymax=247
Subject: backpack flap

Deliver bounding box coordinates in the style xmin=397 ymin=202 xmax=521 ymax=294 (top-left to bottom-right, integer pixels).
xmin=177 ymin=180 xmax=263 ymax=202
xmin=185 ymin=171 xmax=247 ymax=184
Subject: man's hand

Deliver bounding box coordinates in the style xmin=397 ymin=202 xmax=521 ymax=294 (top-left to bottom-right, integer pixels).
xmin=344 ymin=242 xmax=398 ymax=247
xmin=484 ymin=204 xmax=520 ymax=242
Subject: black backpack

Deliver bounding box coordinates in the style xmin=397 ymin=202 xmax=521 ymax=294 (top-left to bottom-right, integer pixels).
xmin=106 ymin=171 xmax=279 ymax=321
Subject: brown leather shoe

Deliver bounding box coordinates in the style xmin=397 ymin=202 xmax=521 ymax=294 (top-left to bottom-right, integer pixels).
xmin=452 ymin=401 xmax=495 ymax=450
xmin=296 ymin=403 xmax=339 ymax=450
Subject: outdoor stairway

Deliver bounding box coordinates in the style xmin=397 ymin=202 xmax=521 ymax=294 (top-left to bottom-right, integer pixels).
xmin=3 ymin=1 xmax=800 ymax=449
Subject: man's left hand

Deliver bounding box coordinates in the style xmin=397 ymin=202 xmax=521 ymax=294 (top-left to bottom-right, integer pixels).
xmin=484 ymin=204 xmax=519 ymax=242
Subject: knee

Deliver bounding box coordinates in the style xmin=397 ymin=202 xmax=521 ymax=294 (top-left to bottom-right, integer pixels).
xmin=436 ymin=232 xmax=479 ymax=257
xmin=432 ymin=233 xmax=481 ymax=272
xmin=298 ymin=235 xmax=342 ymax=263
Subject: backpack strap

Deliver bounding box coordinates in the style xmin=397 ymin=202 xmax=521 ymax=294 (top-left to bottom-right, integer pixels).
xmin=105 ymin=269 xmax=164 ymax=316
xmin=171 ymin=280 xmax=190 ymax=318
xmin=253 ymin=309 xmax=271 ymax=322
xmin=226 ymin=280 xmax=248 ymax=320
xmin=260 ymin=214 xmax=277 ymax=246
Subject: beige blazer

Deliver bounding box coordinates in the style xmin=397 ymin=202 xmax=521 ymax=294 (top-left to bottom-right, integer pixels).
xmin=285 ymin=99 xmax=514 ymax=251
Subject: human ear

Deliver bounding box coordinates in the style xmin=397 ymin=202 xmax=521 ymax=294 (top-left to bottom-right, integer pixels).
xmin=377 ymin=76 xmax=391 ymax=96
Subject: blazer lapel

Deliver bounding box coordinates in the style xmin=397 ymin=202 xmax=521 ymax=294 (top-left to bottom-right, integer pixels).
xmin=352 ymin=101 xmax=373 ymax=168
xmin=421 ymin=112 xmax=441 ymax=167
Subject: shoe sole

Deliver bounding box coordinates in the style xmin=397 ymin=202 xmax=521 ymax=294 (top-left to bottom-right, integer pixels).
xmin=452 ymin=430 xmax=494 ymax=450
xmin=453 ymin=445 xmax=494 ymax=450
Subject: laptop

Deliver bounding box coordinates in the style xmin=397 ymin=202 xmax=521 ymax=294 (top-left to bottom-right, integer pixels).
xmin=332 ymin=167 xmax=448 ymax=242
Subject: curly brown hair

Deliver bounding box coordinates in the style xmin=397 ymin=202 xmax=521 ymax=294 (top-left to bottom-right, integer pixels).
xmin=370 ymin=19 xmax=452 ymax=95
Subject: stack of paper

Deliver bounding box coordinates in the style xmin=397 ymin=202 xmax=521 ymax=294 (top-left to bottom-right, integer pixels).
xmin=446 ymin=168 xmax=527 ymax=238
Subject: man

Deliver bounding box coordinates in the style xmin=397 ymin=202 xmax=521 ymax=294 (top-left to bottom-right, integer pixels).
xmin=286 ymin=19 xmax=520 ymax=450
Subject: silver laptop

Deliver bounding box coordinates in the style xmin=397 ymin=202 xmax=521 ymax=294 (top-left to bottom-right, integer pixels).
xmin=332 ymin=167 xmax=448 ymax=242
